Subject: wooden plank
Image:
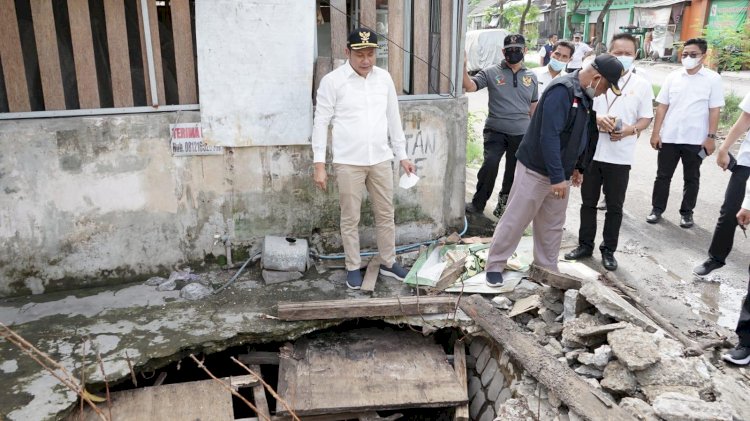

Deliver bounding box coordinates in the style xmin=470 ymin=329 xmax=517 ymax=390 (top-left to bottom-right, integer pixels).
xmin=170 ymin=0 xmax=197 ymax=104
xmin=136 ymin=0 xmax=151 ymax=104
xmin=459 ymin=295 xmax=637 ymax=421
xmin=527 ymin=264 xmax=583 ymax=290
xmin=250 ymin=365 xmax=271 ymax=421
xmin=439 ymin=0 xmax=452 ymax=94
xmin=329 ymin=0 xmax=347 ymax=61
xmin=30 ymin=0 xmax=66 ymax=110
xmin=68 ymin=0 xmax=100 ymax=109
xmin=75 ymin=378 xmax=234 ymax=420
xmin=453 ymin=341 xmax=469 ymax=421
xmin=238 ymin=351 xmax=280 ymax=365
xmin=432 ymin=256 xmax=467 ymax=292
xmin=313 ymin=56 xmax=332 ymax=103
xmin=412 ymin=0 xmax=430 ymax=94
xmin=0 ymin=0 xmax=30 ymax=111
xmin=276 ymin=328 xmax=467 ymax=416
xmin=387 ymin=0 xmax=404 ymax=93
xmin=277 ymin=296 xmax=458 ymax=321
xmin=359 ymin=0 xmax=376 ymax=29
xmin=360 ymin=256 xmax=381 ymax=292
xmin=146 ymin=0 xmax=166 ymax=105
xmin=103 ymin=0 xmax=134 ymax=107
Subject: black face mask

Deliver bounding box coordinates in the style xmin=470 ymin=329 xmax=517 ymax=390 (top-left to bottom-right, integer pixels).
xmin=504 ymin=50 xmax=524 ymax=65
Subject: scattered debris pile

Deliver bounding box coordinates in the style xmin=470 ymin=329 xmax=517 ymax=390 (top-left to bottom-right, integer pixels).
xmin=144 ymin=269 xmax=213 ymax=301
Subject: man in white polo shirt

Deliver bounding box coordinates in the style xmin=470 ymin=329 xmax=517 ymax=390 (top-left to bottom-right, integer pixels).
xmin=566 ymin=33 xmax=593 ymax=72
xmin=647 ymin=38 xmax=724 ymax=228
xmin=565 ymin=33 xmax=654 ymax=271
xmin=533 ymin=40 xmax=574 ymax=96
xmin=693 ymin=91 xmax=750 ymax=276
xmin=312 ymin=28 xmax=415 ymax=289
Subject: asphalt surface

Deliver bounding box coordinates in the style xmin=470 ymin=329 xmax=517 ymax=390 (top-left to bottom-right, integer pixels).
xmin=465 ymin=58 xmax=750 ymax=338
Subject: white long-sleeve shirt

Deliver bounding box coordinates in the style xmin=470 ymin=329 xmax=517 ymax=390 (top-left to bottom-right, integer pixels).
xmin=743 ymin=183 xmax=750 ymax=211
xmin=311 ymin=62 xmax=408 ymax=165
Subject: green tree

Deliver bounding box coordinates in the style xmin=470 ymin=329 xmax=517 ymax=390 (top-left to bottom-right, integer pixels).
xmin=702 ymin=24 xmax=750 ymax=73
xmin=503 ymin=3 xmax=540 ymax=42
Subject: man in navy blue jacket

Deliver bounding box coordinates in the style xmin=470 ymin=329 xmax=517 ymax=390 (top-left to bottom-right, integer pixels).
xmin=482 ymin=55 xmax=625 ymax=287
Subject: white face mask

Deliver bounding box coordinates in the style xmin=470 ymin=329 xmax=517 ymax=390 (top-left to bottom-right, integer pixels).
xmin=616 ymin=56 xmax=634 ymax=71
xmin=682 ymin=56 xmax=701 ymax=70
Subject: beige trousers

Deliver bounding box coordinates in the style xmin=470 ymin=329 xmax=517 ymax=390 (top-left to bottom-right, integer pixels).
xmin=486 ymin=162 xmax=569 ymax=273
xmin=334 ymin=161 xmax=396 ymax=271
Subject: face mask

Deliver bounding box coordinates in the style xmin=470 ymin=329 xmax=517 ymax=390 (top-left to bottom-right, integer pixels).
xmin=549 ymin=57 xmax=566 ymax=72
xmin=504 ymin=50 xmax=524 ymax=65
xmin=616 ymin=56 xmax=634 ymax=70
xmin=682 ymin=56 xmax=701 ymax=70
xmin=584 ymin=77 xmax=601 ymax=99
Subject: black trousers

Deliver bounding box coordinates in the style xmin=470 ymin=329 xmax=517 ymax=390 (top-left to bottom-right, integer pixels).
xmin=579 ymin=160 xmax=630 ymax=252
xmin=738 ymin=266 xmax=750 ymax=347
xmin=651 ymin=143 xmax=703 ymax=215
xmin=708 ymin=165 xmax=750 ymax=264
xmin=472 ymin=129 xmax=524 ymax=210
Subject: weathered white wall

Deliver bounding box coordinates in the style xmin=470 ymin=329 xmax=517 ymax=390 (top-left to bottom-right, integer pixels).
xmin=196 ymin=0 xmax=315 ymax=147
xmin=0 ymin=98 xmax=466 ymax=297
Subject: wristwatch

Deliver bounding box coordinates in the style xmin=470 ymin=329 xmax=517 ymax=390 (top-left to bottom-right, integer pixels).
xmin=707 ymin=133 xmax=717 ymax=139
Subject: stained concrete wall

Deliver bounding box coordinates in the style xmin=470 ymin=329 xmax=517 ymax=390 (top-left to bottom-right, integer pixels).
xmin=0 ymin=98 xmax=467 ymax=297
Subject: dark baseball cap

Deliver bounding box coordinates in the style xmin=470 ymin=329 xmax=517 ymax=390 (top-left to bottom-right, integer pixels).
xmin=591 ymin=53 xmax=625 ymax=96
xmin=347 ymin=28 xmax=378 ymax=50
xmin=504 ymin=33 xmax=525 ymax=49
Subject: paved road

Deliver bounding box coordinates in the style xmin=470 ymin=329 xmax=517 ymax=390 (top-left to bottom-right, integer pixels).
xmin=465 ymin=58 xmax=750 ymax=336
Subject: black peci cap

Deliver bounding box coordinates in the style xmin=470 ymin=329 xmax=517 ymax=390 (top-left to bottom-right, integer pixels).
xmin=504 ymin=33 xmax=525 ymax=49
xmin=591 ymin=54 xmax=625 ymax=96
xmin=347 ymin=28 xmax=378 ymax=50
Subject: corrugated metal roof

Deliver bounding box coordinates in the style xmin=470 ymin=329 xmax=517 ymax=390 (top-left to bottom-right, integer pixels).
xmin=634 ymin=0 xmax=690 ymax=9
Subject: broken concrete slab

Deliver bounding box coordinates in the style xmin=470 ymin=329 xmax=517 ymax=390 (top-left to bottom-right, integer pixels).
xmin=561 ymin=313 xmax=607 ymax=348
xmin=608 ymin=326 xmax=661 ymax=371
xmin=262 ymin=269 xmax=304 ymax=284
xmin=634 ymin=356 xmax=713 ymax=400
xmin=179 ymin=283 xmax=213 ymax=300
xmin=503 ymin=279 xmax=543 ymax=302
xmin=579 ymin=281 xmax=659 ymax=332
xmin=619 ymin=397 xmax=659 ymax=421
xmin=563 ymin=289 xmax=587 ymax=322
xmin=509 ymin=295 xmax=541 ymax=318
xmin=493 ymin=398 xmax=534 ymax=421
xmin=491 ymin=296 xmax=512 ymax=310
xmin=577 ymin=321 xmax=629 ymax=338
xmin=600 ymin=360 xmax=637 ymax=395
xmin=574 ymin=364 xmax=603 ymax=379
xmin=652 ymin=392 xmax=734 ymax=421
xmin=578 ymin=344 xmax=612 ymax=369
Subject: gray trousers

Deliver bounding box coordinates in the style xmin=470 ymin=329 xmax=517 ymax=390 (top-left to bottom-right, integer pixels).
xmin=486 ymin=162 xmax=569 ymax=273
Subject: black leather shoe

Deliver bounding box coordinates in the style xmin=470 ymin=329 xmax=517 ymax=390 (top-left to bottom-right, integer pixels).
xmin=646 ymin=210 xmax=662 ymax=224
xmin=679 ymin=214 xmax=694 ymax=228
xmin=564 ymin=246 xmax=593 ymax=260
xmin=693 ymin=258 xmax=724 ymax=276
xmin=601 ymin=250 xmax=618 ymax=271
xmin=465 ymin=202 xmax=483 ymax=214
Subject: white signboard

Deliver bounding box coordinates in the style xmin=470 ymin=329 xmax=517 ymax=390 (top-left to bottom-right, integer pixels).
xmin=170 ymin=123 xmax=223 ymax=156
xmin=195 ymin=0 xmax=315 ymax=147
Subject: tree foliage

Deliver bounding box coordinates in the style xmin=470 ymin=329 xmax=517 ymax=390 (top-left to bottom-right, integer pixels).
xmin=702 ymin=24 xmax=750 ymax=73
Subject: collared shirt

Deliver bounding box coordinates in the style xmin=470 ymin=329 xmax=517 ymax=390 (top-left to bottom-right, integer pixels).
xmin=568 ymin=42 xmax=592 ymax=68
xmin=471 ymin=61 xmax=539 ymax=135
xmin=736 ymin=92 xmax=750 ymax=167
xmin=592 ymin=72 xmax=654 ymax=165
xmin=312 ymin=62 xmax=407 ymax=165
xmin=532 ymin=65 xmax=565 ymax=96
xmin=656 ymin=66 xmax=724 ymax=145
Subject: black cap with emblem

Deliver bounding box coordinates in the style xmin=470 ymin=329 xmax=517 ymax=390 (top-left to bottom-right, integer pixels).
xmin=347 ymin=28 xmax=379 ymax=50
xmin=591 ymin=53 xmax=625 ymax=96
xmin=504 ymin=33 xmax=526 ymax=49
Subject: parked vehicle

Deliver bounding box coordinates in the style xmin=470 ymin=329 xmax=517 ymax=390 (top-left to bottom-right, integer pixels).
xmin=465 ymin=28 xmax=510 ymax=74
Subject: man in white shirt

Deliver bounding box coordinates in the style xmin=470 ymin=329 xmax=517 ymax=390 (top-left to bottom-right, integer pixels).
xmin=693 ymin=91 xmax=750 ymax=276
xmin=312 ymin=28 xmax=416 ymax=290
xmin=565 ymin=33 xmax=653 ymax=271
xmin=538 ymin=34 xmax=558 ymax=66
xmin=533 ymin=40 xmax=574 ymax=96
xmin=647 ymin=38 xmax=725 ymax=228
xmin=566 ymin=33 xmax=593 ymax=72
xmin=728 ymin=186 xmax=750 ymax=365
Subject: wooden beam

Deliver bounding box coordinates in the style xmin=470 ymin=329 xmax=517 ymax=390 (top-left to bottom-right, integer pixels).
xmin=439 ymin=0 xmax=452 ymax=94
xmin=459 ymin=295 xmax=636 ymax=421
xmin=277 ymin=296 xmax=458 ymax=321
xmin=237 ymin=352 xmax=280 ymax=366
xmin=387 ymin=0 xmax=404 ymax=92
xmin=360 ymin=256 xmax=381 ymax=292
xmin=453 ymin=341 xmax=469 ymax=421
xmin=432 ymin=257 xmax=467 ymax=292
xmin=136 ymin=0 xmax=151 ymax=104
xmin=30 ymin=0 xmax=65 ymax=110
xmin=68 ymin=0 xmax=100 ymax=109
xmin=329 ymin=0 xmax=347 ymax=61
xmin=146 ymin=0 xmax=166 ymax=105
xmin=103 ymin=0 xmax=134 ymax=107
xmin=412 ymin=0 xmax=430 ymax=94
xmin=359 ymin=0 xmax=376 ymax=29
xmin=250 ymin=365 xmax=271 ymax=421
xmin=527 ymin=264 xmax=582 ymax=290
xmin=0 ymin=0 xmax=30 ymax=111
xmin=170 ymin=0 xmax=197 ymax=104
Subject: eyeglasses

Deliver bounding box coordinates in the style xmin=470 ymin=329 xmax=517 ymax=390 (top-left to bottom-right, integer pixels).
xmin=681 ymin=52 xmax=702 ymax=58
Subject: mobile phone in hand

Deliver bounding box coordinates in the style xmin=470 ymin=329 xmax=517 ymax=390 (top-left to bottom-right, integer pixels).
xmin=614 ymin=118 xmax=622 ymax=132
xmin=728 ymin=152 xmax=737 ymax=171
xmin=697 ymin=147 xmax=708 ymax=159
